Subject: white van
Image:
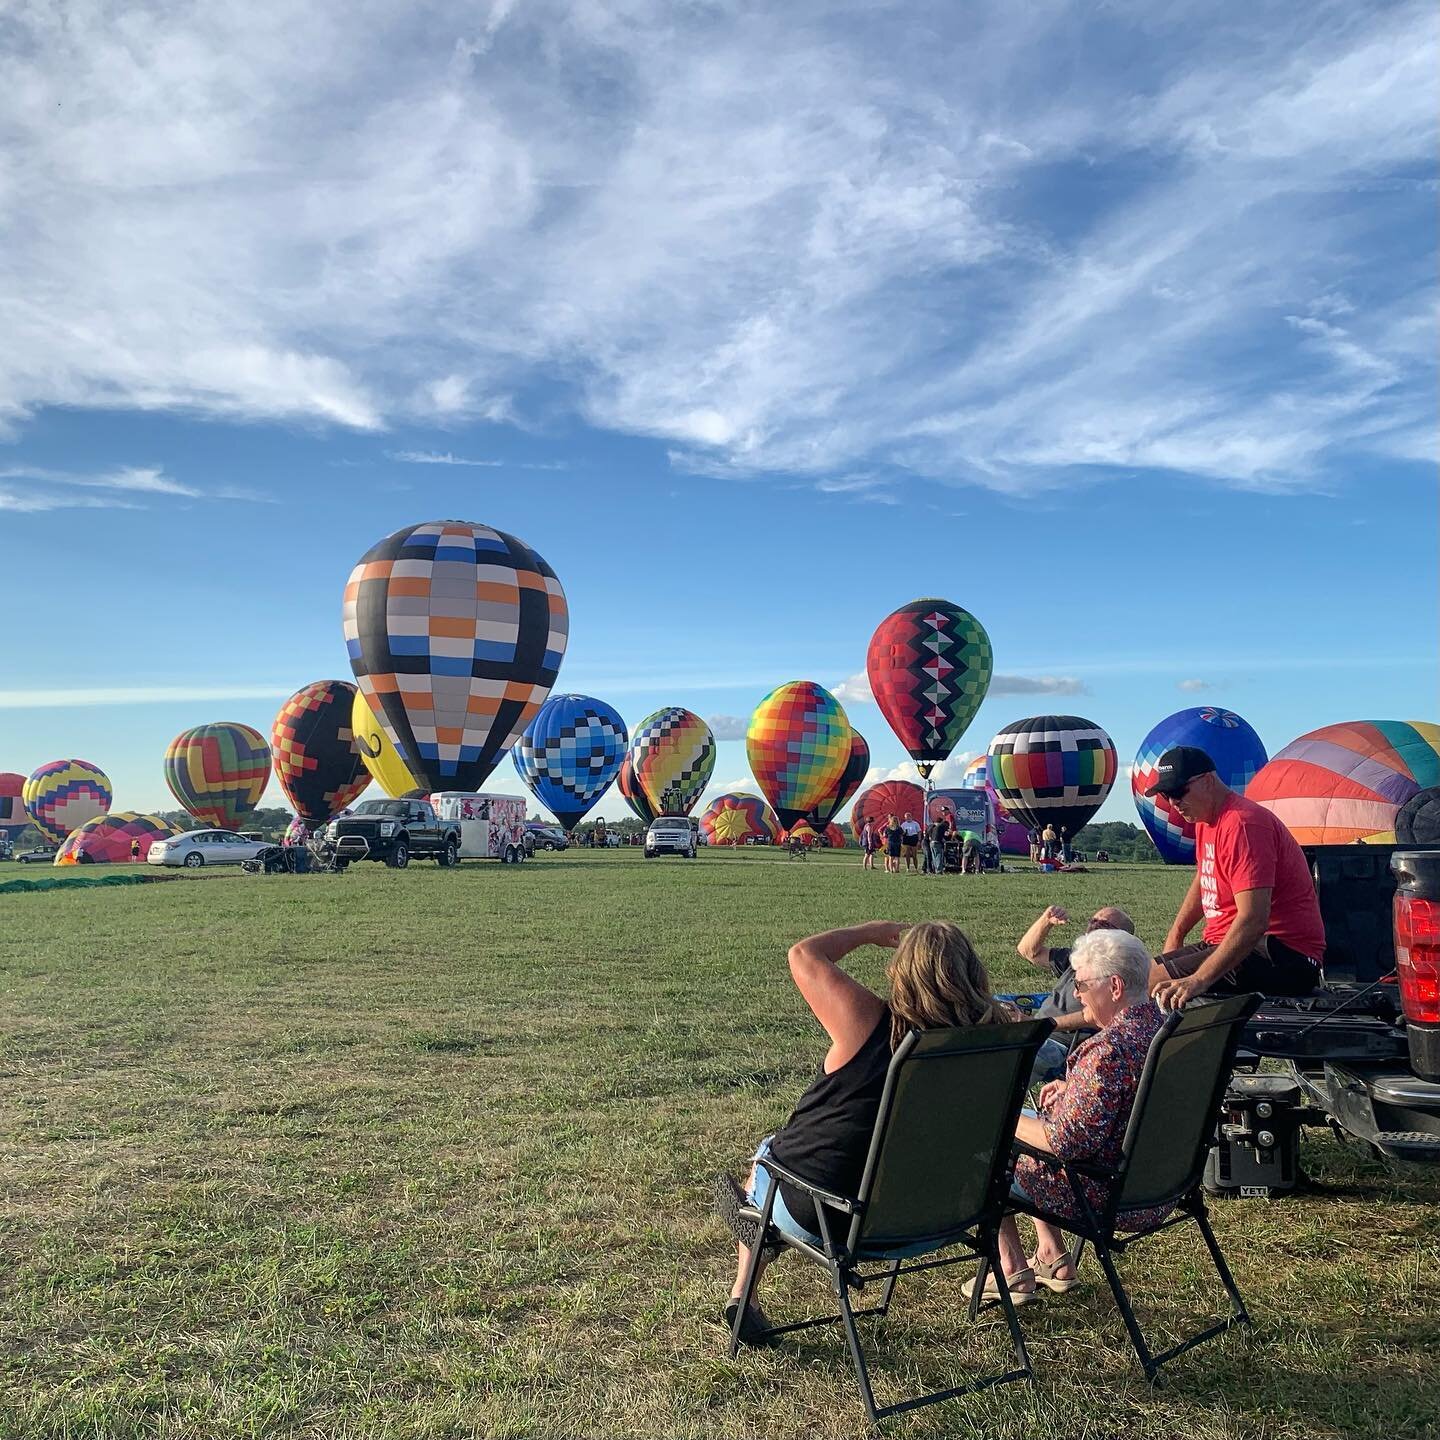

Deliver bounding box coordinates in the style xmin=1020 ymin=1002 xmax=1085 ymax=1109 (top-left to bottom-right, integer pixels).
xmin=428 ymin=792 xmax=529 ymax=863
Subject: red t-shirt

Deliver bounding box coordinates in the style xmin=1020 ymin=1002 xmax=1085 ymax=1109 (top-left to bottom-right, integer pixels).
xmin=1195 ymin=793 xmax=1325 ymax=960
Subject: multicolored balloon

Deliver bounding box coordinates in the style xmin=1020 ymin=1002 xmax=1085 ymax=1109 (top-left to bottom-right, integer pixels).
xmin=164 ymin=723 xmax=271 ymax=831
xmin=987 ymin=715 xmax=1118 ymax=838
xmin=55 ymin=812 xmax=179 ymax=865
xmin=1132 ymin=707 xmax=1268 ymax=865
xmin=866 ymin=600 xmax=993 ymax=780
xmin=0 ymin=772 xmax=26 ymax=839
xmin=959 ymin=756 xmax=1030 ymax=855
xmin=351 ymin=689 xmax=423 ymax=799
xmin=23 ymin=759 xmax=112 ymax=844
xmin=628 ymin=708 xmax=715 ymax=817
xmin=513 ymin=694 xmax=628 ymax=830
xmin=699 ymin=792 xmax=780 ymax=846
xmin=746 ymin=681 xmax=852 ymax=829
xmin=851 ymin=780 xmax=926 ymax=837
xmin=616 ymin=752 xmax=657 ymax=825
xmin=804 ymin=729 xmax=870 ymax=832
xmin=343 ymin=520 xmax=569 ymax=793
xmin=1247 ymin=720 xmax=1440 ymax=845
xmin=271 ymin=680 xmax=373 ymax=824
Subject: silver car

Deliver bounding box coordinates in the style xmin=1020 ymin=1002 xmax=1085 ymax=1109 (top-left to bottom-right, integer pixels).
xmin=147 ymin=830 xmax=272 ymax=868
xmin=645 ymin=817 xmax=697 ymax=859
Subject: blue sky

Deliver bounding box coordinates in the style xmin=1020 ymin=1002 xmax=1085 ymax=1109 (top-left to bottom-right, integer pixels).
xmin=2 ymin=0 xmax=1436 ymax=825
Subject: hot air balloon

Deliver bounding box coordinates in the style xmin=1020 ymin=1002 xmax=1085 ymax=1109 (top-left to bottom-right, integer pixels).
xmin=23 ymin=759 xmax=112 ymax=844
xmin=699 ymin=793 xmax=780 ymax=846
xmin=0 ymin=772 xmax=26 ymax=839
xmin=628 ymin=708 xmax=715 ymax=817
xmin=1131 ymin=707 xmax=1269 ymax=865
xmin=343 ymin=520 xmax=568 ymax=793
xmin=958 ymin=757 xmax=1031 ymax=856
xmin=987 ymin=716 xmax=1118 ymax=839
xmin=1246 ymin=721 xmax=1440 ymax=845
xmin=351 ymin=689 xmax=423 ymax=799
xmin=803 ymin=730 xmax=870 ymax=832
xmin=851 ymin=780 xmax=925 ymax=837
xmin=164 ymin=724 xmax=271 ymax=831
xmin=746 ymin=681 xmax=852 ymax=830
xmin=55 ymin=812 xmax=180 ymax=865
xmin=513 ymin=694 xmax=628 ymax=830
xmin=866 ymin=600 xmax=992 ymax=780
xmin=271 ymin=681 xmax=373 ymax=824
xmin=616 ymin=753 xmax=657 ymax=825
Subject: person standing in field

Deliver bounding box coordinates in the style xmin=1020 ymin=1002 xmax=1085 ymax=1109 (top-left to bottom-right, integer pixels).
xmin=130 ymin=837 xmax=141 ymax=863
xmin=859 ymin=817 xmax=877 ymax=870
xmin=883 ymin=814 xmax=903 ymax=874
xmin=899 ymin=812 xmax=922 ymax=873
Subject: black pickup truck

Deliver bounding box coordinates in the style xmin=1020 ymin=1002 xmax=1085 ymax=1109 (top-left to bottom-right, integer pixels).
xmin=323 ymin=798 xmax=461 ymax=870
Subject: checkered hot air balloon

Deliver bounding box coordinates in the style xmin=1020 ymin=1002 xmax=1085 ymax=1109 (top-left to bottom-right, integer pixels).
xmin=343 ymin=520 xmax=568 ymax=794
xmin=271 ymin=680 xmax=374 ymax=824
xmin=164 ymin=723 xmax=271 ymax=831
xmin=513 ymin=694 xmax=628 ymax=830
xmin=803 ymin=729 xmax=870 ymax=833
xmin=746 ymin=682 xmax=852 ymax=830
xmin=0 ymin=772 xmax=26 ymax=839
xmin=987 ymin=715 xmax=1117 ymax=838
xmin=55 ymin=812 xmax=180 ymax=865
xmin=866 ymin=600 xmax=992 ymax=780
xmin=1131 ymin=707 xmax=1268 ymax=865
xmin=616 ymin=752 xmax=657 ymax=825
xmin=699 ymin=793 xmax=780 ymax=846
xmin=627 ymin=708 xmax=715 ymax=818
xmin=23 ymin=759 xmax=113 ymax=844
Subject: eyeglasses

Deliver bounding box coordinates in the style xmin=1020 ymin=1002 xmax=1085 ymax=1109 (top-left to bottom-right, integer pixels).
xmin=1159 ymin=779 xmax=1193 ymax=803
xmin=1073 ymin=974 xmax=1116 ymax=995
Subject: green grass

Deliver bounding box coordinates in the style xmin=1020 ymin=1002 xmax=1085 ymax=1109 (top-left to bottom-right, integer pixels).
xmin=2 ymin=850 xmax=1438 ymax=1439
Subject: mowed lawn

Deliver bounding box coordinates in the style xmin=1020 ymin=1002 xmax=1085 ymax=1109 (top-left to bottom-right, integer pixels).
xmin=2 ymin=850 xmax=1438 ymax=1440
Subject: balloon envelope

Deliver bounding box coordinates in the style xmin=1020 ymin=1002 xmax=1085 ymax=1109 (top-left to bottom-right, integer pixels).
xmin=987 ymin=715 xmax=1118 ymax=837
xmin=1131 ymin=707 xmax=1268 ymax=865
xmin=851 ymin=780 xmax=926 ymax=836
xmin=56 ymin=812 xmax=180 ymax=865
xmin=1246 ymin=720 xmax=1440 ymax=845
xmin=866 ymin=599 xmax=992 ymax=776
xmin=164 ymin=723 xmax=271 ymax=831
xmin=0 ymin=771 xmax=26 ymax=838
xmin=343 ymin=520 xmax=569 ymax=793
xmin=805 ymin=730 xmax=870 ymax=831
xmin=272 ymin=680 xmax=373 ymax=824
xmin=746 ymin=681 xmax=852 ymax=829
xmin=616 ymin=752 xmax=657 ymax=825
xmin=23 ymin=759 xmax=113 ymax=844
xmin=699 ymin=792 xmax=780 ymax=845
xmin=628 ymin=708 xmax=715 ymax=817
xmin=513 ymin=694 xmax=628 ymax=829
xmin=351 ymin=689 xmax=423 ymax=798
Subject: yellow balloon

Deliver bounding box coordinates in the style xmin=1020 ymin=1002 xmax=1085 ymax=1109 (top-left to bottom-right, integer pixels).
xmin=351 ymin=689 xmax=423 ymax=799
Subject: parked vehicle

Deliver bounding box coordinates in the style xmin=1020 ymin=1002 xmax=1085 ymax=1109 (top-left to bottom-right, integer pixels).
xmin=147 ymin=831 xmax=273 ymax=868
xmin=645 ymin=816 xmax=696 ymax=859
xmin=15 ymin=846 xmax=59 ymax=865
xmin=524 ymin=823 xmax=570 ymax=851
xmin=429 ymin=792 xmax=529 ymax=864
xmin=323 ymin=799 xmax=462 ymax=869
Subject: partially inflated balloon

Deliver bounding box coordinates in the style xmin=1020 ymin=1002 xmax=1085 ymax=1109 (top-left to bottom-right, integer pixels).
xmin=866 ymin=600 xmax=992 ymax=780
xmin=272 ymin=681 xmax=373 ymax=824
xmin=1132 ymin=707 xmax=1268 ymax=865
xmin=699 ymin=792 xmax=780 ymax=846
xmin=164 ymin=724 xmax=271 ymax=830
xmin=23 ymin=759 xmax=112 ymax=844
xmin=628 ymin=708 xmax=715 ymax=817
xmin=616 ymin=753 xmax=657 ymax=825
xmin=343 ymin=520 xmax=569 ymax=793
xmin=804 ymin=730 xmax=870 ymax=832
xmin=959 ymin=757 xmax=1030 ymax=855
xmin=851 ymin=780 xmax=925 ymax=836
xmin=351 ymin=689 xmax=423 ymax=799
xmin=513 ymin=694 xmax=628 ymax=829
xmin=0 ymin=772 xmax=26 ymax=838
xmin=56 ymin=812 xmax=179 ymax=865
xmin=746 ymin=681 xmax=852 ymax=829
xmin=987 ymin=716 xmax=1117 ymax=837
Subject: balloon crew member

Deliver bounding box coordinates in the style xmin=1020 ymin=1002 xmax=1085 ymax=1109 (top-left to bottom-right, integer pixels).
xmin=130 ymin=837 xmax=141 ymax=863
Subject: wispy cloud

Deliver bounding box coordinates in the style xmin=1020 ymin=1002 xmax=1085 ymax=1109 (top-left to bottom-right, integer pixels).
xmin=991 ymin=675 xmax=1086 ymax=696
xmin=1177 ymin=678 xmax=1214 ymax=692
xmin=0 ymin=464 xmax=266 ymax=508
xmin=0 ymin=684 xmax=294 ymax=710
xmin=387 ymin=450 xmax=503 ymax=467
xmin=707 ymin=715 xmax=748 ymax=741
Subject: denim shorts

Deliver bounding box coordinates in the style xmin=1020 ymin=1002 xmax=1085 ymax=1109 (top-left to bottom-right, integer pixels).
xmin=746 ymin=1136 xmax=823 ymax=1244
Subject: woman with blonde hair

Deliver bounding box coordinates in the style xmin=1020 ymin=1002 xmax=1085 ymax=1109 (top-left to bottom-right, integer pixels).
xmin=717 ymin=921 xmax=1011 ymax=1343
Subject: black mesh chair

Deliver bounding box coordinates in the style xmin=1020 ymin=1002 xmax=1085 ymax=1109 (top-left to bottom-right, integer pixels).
xmin=1009 ymin=992 xmax=1263 ymax=1383
xmin=729 ymin=1018 xmax=1053 ymax=1424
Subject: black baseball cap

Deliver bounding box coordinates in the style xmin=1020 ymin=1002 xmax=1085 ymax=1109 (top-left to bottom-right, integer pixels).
xmin=1143 ymin=746 xmax=1217 ymax=798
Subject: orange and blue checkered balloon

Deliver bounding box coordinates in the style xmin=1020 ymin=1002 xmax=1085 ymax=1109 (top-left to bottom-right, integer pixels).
xmin=23 ymin=758 xmax=113 ymax=844
xmin=746 ymin=681 xmax=852 ymax=829
xmin=164 ymin=723 xmax=271 ymax=831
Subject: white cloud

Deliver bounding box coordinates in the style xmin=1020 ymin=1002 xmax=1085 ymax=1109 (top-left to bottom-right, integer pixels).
xmin=1177 ymin=678 xmax=1214 ymax=692
xmin=707 ymin=715 xmax=748 ymax=741
xmin=0 ymin=683 xmax=294 ymax=709
xmin=833 ymin=672 xmax=874 ymax=705
xmin=0 ymin=464 xmax=262 ymax=508
xmin=387 ymin=450 xmax=504 ymax=467
xmin=990 ymin=674 xmax=1086 ymax=696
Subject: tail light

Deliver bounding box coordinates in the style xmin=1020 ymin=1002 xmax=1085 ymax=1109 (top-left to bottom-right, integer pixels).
xmin=1393 ymin=892 xmax=1440 ymax=1025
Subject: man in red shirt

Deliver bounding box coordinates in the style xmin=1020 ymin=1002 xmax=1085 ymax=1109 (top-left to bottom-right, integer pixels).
xmin=1147 ymin=745 xmax=1326 ymax=1008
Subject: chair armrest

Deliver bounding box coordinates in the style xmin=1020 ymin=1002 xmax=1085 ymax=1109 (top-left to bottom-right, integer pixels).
xmin=1011 ymin=1138 xmax=1118 ymax=1183
xmin=755 ymin=1154 xmax=860 ymax=1215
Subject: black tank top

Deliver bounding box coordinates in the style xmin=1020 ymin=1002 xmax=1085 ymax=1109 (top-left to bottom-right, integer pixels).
xmin=767 ymin=1012 xmax=892 ymax=1235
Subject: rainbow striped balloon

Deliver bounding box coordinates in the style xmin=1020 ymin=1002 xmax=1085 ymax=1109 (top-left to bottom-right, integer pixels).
xmin=164 ymin=723 xmax=271 ymax=830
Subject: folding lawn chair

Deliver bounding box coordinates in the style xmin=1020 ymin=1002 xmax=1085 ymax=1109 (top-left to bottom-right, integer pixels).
xmin=730 ymin=1018 xmax=1054 ymax=1424
xmin=1009 ymin=991 xmax=1263 ymax=1384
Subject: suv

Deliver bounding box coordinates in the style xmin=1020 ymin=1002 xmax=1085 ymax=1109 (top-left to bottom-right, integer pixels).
xmin=324 ymin=799 xmax=462 ymax=869
xmin=525 ymin=823 xmax=570 ymax=852
xmin=645 ymin=816 xmax=696 ymax=859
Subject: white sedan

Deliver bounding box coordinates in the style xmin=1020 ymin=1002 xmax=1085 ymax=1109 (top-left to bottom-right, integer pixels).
xmin=147 ymin=830 xmax=272 ymax=868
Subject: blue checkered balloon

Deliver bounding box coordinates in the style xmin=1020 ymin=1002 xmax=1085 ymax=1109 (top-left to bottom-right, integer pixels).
xmin=513 ymin=694 xmax=629 ymax=829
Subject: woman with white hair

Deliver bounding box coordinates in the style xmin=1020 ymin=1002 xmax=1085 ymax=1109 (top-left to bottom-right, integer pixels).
xmin=964 ymin=926 xmax=1169 ymax=1303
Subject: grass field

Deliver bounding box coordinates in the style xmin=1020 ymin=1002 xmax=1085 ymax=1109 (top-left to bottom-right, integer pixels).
xmin=3 ymin=849 xmax=1438 ymax=1439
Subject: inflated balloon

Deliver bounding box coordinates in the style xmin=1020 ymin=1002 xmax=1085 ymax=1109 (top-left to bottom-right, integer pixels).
xmin=628 ymin=708 xmax=715 ymax=817
xmin=987 ymin=715 xmax=1117 ymax=838
xmin=699 ymin=793 xmax=780 ymax=846
xmin=1247 ymin=721 xmax=1440 ymax=845
xmin=23 ymin=759 xmax=112 ymax=844
xmin=616 ymin=753 xmax=657 ymax=825
xmin=513 ymin=694 xmax=628 ymax=830
xmin=164 ymin=723 xmax=271 ymax=831
xmin=351 ymin=689 xmax=423 ymax=799
xmin=959 ymin=757 xmax=1030 ymax=855
xmin=343 ymin=520 xmax=569 ymax=793
xmin=851 ymin=780 xmax=925 ymax=837
xmin=804 ymin=730 xmax=870 ymax=832
xmin=823 ymin=821 xmax=846 ymax=849
xmin=56 ymin=812 xmax=179 ymax=865
xmin=746 ymin=681 xmax=852 ymax=830
xmin=0 ymin=772 xmax=26 ymax=838
xmin=272 ymin=681 xmax=373 ymax=824
xmin=1131 ymin=707 xmax=1268 ymax=865
xmin=866 ymin=600 xmax=992 ymax=780
xmin=1397 ymin=787 xmax=1440 ymax=845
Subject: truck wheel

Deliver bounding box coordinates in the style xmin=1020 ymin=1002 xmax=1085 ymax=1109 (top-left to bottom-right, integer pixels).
xmin=437 ymin=840 xmax=458 ymax=868
xmin=387 ymin=842 xmax=410 ymax=869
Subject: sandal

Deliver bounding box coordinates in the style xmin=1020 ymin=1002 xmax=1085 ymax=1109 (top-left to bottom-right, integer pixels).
xmin=961 ymin=1265 xmax=1035 ymax=1306
xmin=723 ymin=1296 xmax=776 ymax=1347
xmin=1032 ymin=1253 xmax=1079 ymax=1294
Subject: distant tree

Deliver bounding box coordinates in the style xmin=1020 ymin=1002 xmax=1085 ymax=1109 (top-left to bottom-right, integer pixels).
xmin=1073 ymin=820 xmax=1164 ymax=864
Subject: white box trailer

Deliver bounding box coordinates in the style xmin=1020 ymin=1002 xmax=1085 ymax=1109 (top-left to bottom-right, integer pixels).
xmin=428 ymin=792 xmax=529 ymax=863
